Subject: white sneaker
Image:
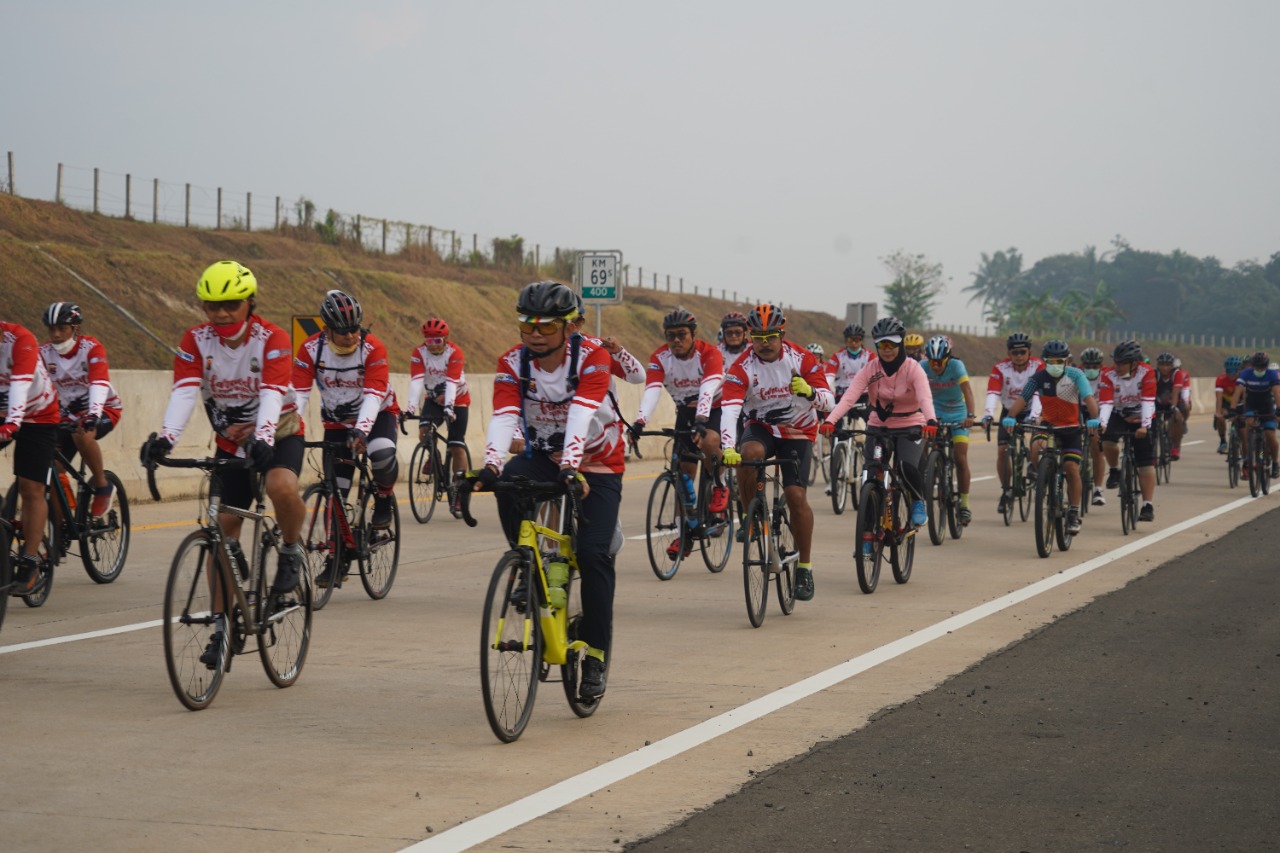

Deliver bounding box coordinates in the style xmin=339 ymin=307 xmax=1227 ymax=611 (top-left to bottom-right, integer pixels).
xmin=1091 ymin=488 xmax=1106 ymax=507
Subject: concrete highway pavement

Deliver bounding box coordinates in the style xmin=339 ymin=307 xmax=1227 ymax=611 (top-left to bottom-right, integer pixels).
xmin=0 ymin=417 xmax=1272 ymax=852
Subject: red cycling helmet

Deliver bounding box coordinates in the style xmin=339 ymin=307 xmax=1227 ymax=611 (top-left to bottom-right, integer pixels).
xmin=421 ymin=317 xmax=450 ymax=338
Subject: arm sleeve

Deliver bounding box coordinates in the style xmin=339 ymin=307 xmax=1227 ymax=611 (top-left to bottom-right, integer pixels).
xmin=1097 ymin=374 xmax=1114 ymax=424
xmin=291 ymin=340 xmax=315 ymax=416
xmin=443 ymin=346 xmax=464 ymax=409
xmin=253 ymin=326 xmax=293 ymax=446
xmin=160 ymin=329 xmax=203 ymax=444
xmin=613 ymin=348 xmax=645 ymax=384
xmin=637 ymin=353 xmax=665 ymax=422
xmin=484 ymin=356 xmax=522 ymax=471
xmin=86 ymin=340 xmax=111 ymax=417
xmin=1140 ymin=370 xmax=1157 ymax=429
xmin=355 ymin=338 xmax=391 ymax=435
xmin=560 ymin=348 xmax=613 ymax=471
xmin=719 ymin=362 xmax=748 ymax=448
xmin=984 ymin=365 xmax=1003 ymax=418
xmin=2 ymin=331 xmax=40 ymax=426
xmin=407 ymin=347 xmax=426 ymax=414
xmin=695 ymin=346 xmax=724 ymax=420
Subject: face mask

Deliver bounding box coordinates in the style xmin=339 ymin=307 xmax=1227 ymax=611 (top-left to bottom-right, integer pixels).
xmin=1046 ymin=363 xmax=1065 ymax=378
xmin=1084 ymin=368 xmax=1100 ymax=380
xmin=52 ymin=337 xmax=77 ymax=355
xmin=330 ymin=339 xmax=359 ymax=356
xmin=1254 ymin=368 xmax=1267 ymax=378
xmin=210 ymin=319 xmax=248 ymax=341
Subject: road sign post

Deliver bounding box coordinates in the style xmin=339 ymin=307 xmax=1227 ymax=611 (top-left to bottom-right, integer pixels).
xmin=575 ymin=250 xmax=623 ymax=338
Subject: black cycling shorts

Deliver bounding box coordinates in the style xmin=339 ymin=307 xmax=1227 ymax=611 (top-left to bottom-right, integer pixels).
xmin=1102 ymin=413 xmax=1154 ymax=468
xmin=10 ymin=423 xmax=58 ymax=484
xmin=741 ymin=422 xmax=812 ymax=488
xmin=674 ymin=406 xmax=723 ymax=460
xmin=216 ymin=434 xmax=305 ymax=511
xmin=422 ymin=400 xmax=469 ymax=446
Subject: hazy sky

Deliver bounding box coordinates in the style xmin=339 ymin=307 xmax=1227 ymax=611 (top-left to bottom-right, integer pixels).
xmin=5 ymin=1 xmax=1278 ymax=325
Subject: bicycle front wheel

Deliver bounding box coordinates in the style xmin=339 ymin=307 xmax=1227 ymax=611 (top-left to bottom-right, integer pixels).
xmin=258 ymin=534 xmax=312 ymax=689
xmin=890 ymin=489 xmax=915 ymax=584
xmin=830 ymin=442 xmax=849 ymax=515
xmin=0 ymin=522 xmax=11 ymax=632
xmin=301 ymin=484 xmax=339 ymax=611
xmin=359 ymin=487 xmax=400 ymax=600
xmin=854 ymin=484 xmax=882 ymax=594
xmin=698 ymin=473 xmax=733 ymax=574
xmin=78 ymin=470 xmax=130 ymax=583
xmin=1054 ymin=471 xmax=1074 ymax=553
xmin=561 ymin=565 xmax=600 ymax=718
xmin=773 ymin=502 xmax=796 ymax=616
xmin=1227 ymin=432 xmax=1240 ymax=489
xmin=481 ymin=552 xmax=541 ymax=742
xmin=645 ymin=474 xmax=684 ymax=581
xmin=163 ymin=530 xmax=226 ymax=711
xmin=1017 ymin=450 xmax=1032 ymax=522
xmin=742 ymin=497 xmax=770 ymax=627
xmin=923 ymin=450 xmax=945 ymax=546
xmin=1249 ymin=433 xmax=1263 ymax=497
xmin=408 ymin=441 xmax=436 ymax=524
xmin=1034 ymin=458 xmax=1055 ymax=559
xmin=944 ymin=460 xmax=963 ymax=540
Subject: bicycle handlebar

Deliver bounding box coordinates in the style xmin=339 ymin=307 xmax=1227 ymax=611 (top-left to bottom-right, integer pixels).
xmin=456 ymin=475 xmax=581 ymax=530
xmin=152 ymin=455 xmax=254 ymax=471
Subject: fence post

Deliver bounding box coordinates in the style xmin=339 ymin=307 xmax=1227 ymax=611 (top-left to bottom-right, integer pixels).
xmin=217 ymin=187 xmax=223 ymax=228
xmin=125 ymin=173 xmax=131 ymax=219
xmin=93 ymin=167 xmax=100 ymax=214
xmin=185 ymin=183 xmax=191 ymax=227
xmin=382 ymin=219 xmax=388 ymax=253
xmin=153 ymin=178 xmax=159 ymax=223
xmin=473 ymin=233 xmax=478 ymax=259
xmin=427 ymin=226 xmax=433 ymax=255
xmin=275 ymin=196 xmax=281 ymax=230
xmin=638 ymin=267 xmax=643 ymax=287
xmin=734 ymin=290 xmax=737 ymax=301
xmin=56 ymin=163 xmax=63 ymax=204
xmin=6 ymin=151 xmax=12 ymax=193
xmin=535 ymin=245 xmax=540 ymax=270
xmin=654 ymin=272 xmax=658 ymax=290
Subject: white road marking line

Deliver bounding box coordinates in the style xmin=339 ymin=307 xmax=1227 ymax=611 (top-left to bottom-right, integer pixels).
xmin=403 ymin=494 xmax=1258 ymax=853
xmin=1184 ymin=440 xmax=1205 ymax=446
xmin=0 ymin=620 xmax=164 ymax=655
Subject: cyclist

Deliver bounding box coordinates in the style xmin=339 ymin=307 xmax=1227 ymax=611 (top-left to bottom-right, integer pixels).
xmin=406 ymin=316 xmax=471 ymax=499
xmin=1002 ymin=340 xmax=1100 ymax=535
xmin=717 ymin=311 xmax=751 ymax=369
xmin=39 ymin=302 xmax=123 ymax=519
xmin=921 ymin=335 xmax=976 ymax=525
xmin=824 ymin=323 xmax=875 ymax=418
xmin=806 ymin=342 xmax=825 ymax=361
xmin=0 ymin=319 xmax=61 ymax=594
xmin=1230 ymin=351 xmax=1280 ymax=479
xmin=983 ymin=332 xmax=1045 ymax=514
xmin=721 ymin=303 xmax=832 ymax=601
xmin=630 ymin=308 xmax=727 ymax=559
xmin=1097 ymin=340 xmax=1157 ymax=522
xmin=1214 ymin=354 xmax=1244 ymax=453
xmin=294 ymin=291 xmax=400 ymax=583
xmin=1079 ymin=346 xmax=1109 ymax=506
xmin=903 ymin=333 xmax=925 ymax=362
xmin=141 ymin=260 xmax=306 ymax=606
xmin=474 ymin=281 xmax=624 ymax=699
xmin=1151 ymin=351 xmax=1187 ymax=462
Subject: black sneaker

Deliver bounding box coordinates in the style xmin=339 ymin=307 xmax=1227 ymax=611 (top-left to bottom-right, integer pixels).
xmin=1271 ymin=462 xmax=1279 ymax=480
xmin=199 ymin=632 xmax=224 ymax=670
xmin=271 ymin=543 xmax=303 ymax=594
xmin=315 ymin=556 xmax=336 ymax=589
xmin=1066 ymin=509 xmax=1082 ymax=534
xmin=1105 ymin=468 xmax=1120 ymax=489
xmin=997 ymin=492 xmax=1009 ymax=514
xmin=794 ymin=567 xmax=815 ymax=601
xmin=11 ymin=554 xmax=40 ymax=595
xmin=1139 ymin=503 xmax=1154 ymax=522
xmin=580 ymin=655 xmax=608 ymax=699
xmin=371 ymin=491 xmax=394 ymax=529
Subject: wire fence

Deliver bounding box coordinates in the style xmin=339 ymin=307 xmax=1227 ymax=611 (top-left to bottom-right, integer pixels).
xmin=3 ymin=151 xmax=788 ymax=308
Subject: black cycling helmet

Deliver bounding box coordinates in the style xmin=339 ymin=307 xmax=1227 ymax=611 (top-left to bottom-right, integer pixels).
xmin=1006 ymin=332 xmax=1032 ymax=350
xmin=1156 ymin=351 xmax=1175 ymax=365
xmin=843 ymin=323 xmax=865 ymax=339
xmin=320 ymin=290 xmax=362 ymax=330
xmin=1250 ymin=351 xmax=1270 ymax=369
xmin=1042 ymin=339 xmax=1071 ymax=360
xmin=663 ymin=307 xmax=697 ymax=330
xmin=516 ymin=280 xmax=579 ymax=320
xmin=870 ymin=316 xmax=906 ymax=341
xmin=43 ymin=302 xmax=83 ymax=327
xmin=720 ymin=311 xmax=748 ymax=330
xmin=1080 ymin=346 xmax=1104 ymax=367
xmin=746 ymin=303 xmax=786 ymax=332
xmin=1113 ymin=340 xmax=1142 ymax=363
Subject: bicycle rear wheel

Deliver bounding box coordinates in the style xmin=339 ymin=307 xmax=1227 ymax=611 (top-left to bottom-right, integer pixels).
xmin=1227 ymin=431 xmax=1240 ymax=489
xmin=359 ymin=487 xmax=400 ymax=600
xmin=645 ymin=474 xmax=685 ymax=581
xmin=1017 ymin=449 xmax=1032 ymax=522
xmin=698 ymin=473 xmax=733 ymax=573
xmin=78 ymin=470 xmax=130 ymax=583
xmin=301 ymin=484 xmax=338 ymax=611
xmin=1034 ymin=458 xmax=1055 ymax=559
xmin=408 ymin=441 xmax=436 ymax=524
xmin=923 ymin=450 xmax=945 ymax=546
xmin=1249 ymin=433 xmax=1263 ymax=497
xmin=561 ymin=566 xmax=600 ymax=718
xmin=854 ymin=484 xmax=882 ymax=594
xmin=1054 ymin=470 xmax=1074 ymax=552
xmin=773 ymin=502 xmax=796 ymax=615
xmin=258 ymin=533 xmax=312 ymax=689
xmin=830 ymin=442 xmax=850 ymax=515
xmin=890 ymin=489 xmax=914 ymax=584
xmin=163 ymin=530 xmax=226 ymax=711
xmin=481 ymin=552 xmax=541 ymax=742
xmin=742 ymin=497 xmax=770 ymax=627
xmin=0 ymin=522 xmax=10 ymax=632
xmin=944 ymin=459 xmax=963 ymax=540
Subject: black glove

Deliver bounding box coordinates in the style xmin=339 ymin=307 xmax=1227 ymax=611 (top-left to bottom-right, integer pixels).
xmin=471 ymin=465 xmax=500 ymax=491
xmin=558 ymin=467 xmax=584 ymax=494
xmin=80 ymin=414 xmax=100 ymax=434
xmin=141 ymin=433 xmax=173 ymax=465
xmin=348 ymin=427 xmax=370 ymax=449
xmin=628 ymin=420 xmax=646 ymax=443
xmin=692 ymin=416 xmax=709 ymax=439
xmin=246 ymin=438 xmax=274 ymax=473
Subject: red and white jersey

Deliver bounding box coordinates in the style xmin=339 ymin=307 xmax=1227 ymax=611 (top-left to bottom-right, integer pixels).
xmin=985 ymin=357 xmax=1046 ymax=417
xmin=294 ymin=331 xmax=399 ymax=434
xmin=40 ymin=334 xmax=123 ymax=423
xmin=721 ymin=341 xmax=833 ymax=445
xmin=825 ymin=346 xmax=875 ymax=393
xmin=1098 ymin=363 xmax=1158 ymax=428
xmin=717 ymin=343 xmax=749 ymax=370
xmin=408 ymin=341 xmax=471 ymax=410
xmin=0 ymin=321 xmax=60 ymax=426
xmin=637 ymin=339 xmax=724 ymax=422
xmin=609 ymin=345 xmax=645 ymax=385
xmin=161 ymin=316 xmax=300 ymax=454
xmin=485 ymin=336 xmax=624 ymax=474
xmin=1175 ymin=367 xmax=1192 ymax=404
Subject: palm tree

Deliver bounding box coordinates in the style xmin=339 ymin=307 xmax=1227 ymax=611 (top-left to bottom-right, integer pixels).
xmin=965 ymin=248 xmax=1023 ymax=327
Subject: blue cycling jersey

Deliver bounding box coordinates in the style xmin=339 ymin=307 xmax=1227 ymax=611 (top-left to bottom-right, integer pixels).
xmin=923 ymin=356 xmax=969 ymax=418
xmin=1236 ymin=368 xmax=1280 ymax=414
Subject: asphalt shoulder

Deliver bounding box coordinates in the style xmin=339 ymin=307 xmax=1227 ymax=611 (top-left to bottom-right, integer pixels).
xmin=629 ymin=506 xmax=1280 ymax=852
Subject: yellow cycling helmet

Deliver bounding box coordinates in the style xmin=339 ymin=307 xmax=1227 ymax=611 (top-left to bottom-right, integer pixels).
xmin=903 ymin=333 xmax=924 ymax=348
xmin=197 ymin=260 xmax=257 ymax=301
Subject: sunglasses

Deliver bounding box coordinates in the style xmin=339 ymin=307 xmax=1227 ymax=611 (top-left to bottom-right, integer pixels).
xmin=876 ymin=340 xmax=900 ymax=350
xmin=423 ymin=337 xmax=446 ymax=347
xmin=846 ymin=337 xmax=864 ymax=344
xmin=750 ymin=332 xmax=781 ymax=343
xmin=1045 ymin=358 xmax=1068 ymax=366
xmin=518 ymin=319 xmax=564 ymax=335
xmin=1009 ymin=348 xmax=1030 ymax=356
xmin=329 ymin=326 xmax=360 ymax=337
xmin=202 ymin=299 xmax=245 ymax=312
xmin=664 ymin=329 xmax=691 ymax=341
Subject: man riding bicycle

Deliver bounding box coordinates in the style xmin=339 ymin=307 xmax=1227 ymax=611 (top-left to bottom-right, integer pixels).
xmin=1153 ymin=351 xmax=1189 ymax=461
xmin=1098 ymin=340 xmax=1158 ymax=522
xmin=921 ymin=335 xmax=976 ymax=526
xmin=1 ymin=318 xmax=61 ymax=594
xmin=474 ymin=281 xmax=625 ymax=699
xmin=717 ymin=311 xmax=750 ymax=369
xmin=406 ymin=317 xmax=471 ymax=493
xmin=1002 ymin=340 xmax=1101 ymax=535
xmin=1078 ymin=347 xmax=1108 ymax=506
xmin=1214 ymin=355 xmax=1244 ymax=453
xmin=1230 ymin=351 xmax=1280 ymax=479
xmin=294 ymin=290 xmax=401 ymax=585
xmin=40 ymin=302 xmax=123 ymax=519
xmin=721 ymin=303 xmax=833 ymax=601
xmin=630 ymin=308 xmax=727 ymax=559
xmin=983 ymin=332 xmax=1045 ymax=514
